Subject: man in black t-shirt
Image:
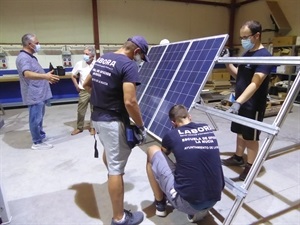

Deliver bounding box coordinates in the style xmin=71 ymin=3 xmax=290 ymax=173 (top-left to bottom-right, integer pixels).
xmin=83 ymin=36 xmax=149 ymax=225
xmin=146 ymin=104 xmax=224 ymax=223
xmin=222 ymin=20 xmax=273 ymax=181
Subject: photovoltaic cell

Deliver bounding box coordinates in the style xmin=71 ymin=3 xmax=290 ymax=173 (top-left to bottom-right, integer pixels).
xmin=137 ymin=45 xmax=167 ymax=101
xmin=149 ymin=36 xmax=228 ymax=138
xmin=138 ymin=41 xmax=190 ymax=127
xmin=138 ymin=34 xmax=228 ymax=140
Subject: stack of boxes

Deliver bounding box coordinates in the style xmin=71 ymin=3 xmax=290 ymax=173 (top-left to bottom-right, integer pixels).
xmin=271 ymin=36 xmax=300 ymax=101
xmin=272 ymin=36 xmax=298 ymax=75
xmin=204 ymin=68 xmax=231 ymax=91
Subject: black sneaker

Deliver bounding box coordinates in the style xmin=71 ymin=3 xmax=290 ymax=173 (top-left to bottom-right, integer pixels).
xmin=155 ymin=199 xmax=167 ymax=217
xmin=239 ymin=163 xmax=252 ymax=181
xmin=110 ymin=209 xmax=144 ymax=225
xmin=222 ymin=155 xmax=245 ymax=167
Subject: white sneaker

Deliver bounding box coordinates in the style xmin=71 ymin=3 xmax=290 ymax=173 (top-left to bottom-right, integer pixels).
xmin=31 ymin=142 xmax=53 ymax=150
xmin=187 ymin=209 xmax=209 ymax=223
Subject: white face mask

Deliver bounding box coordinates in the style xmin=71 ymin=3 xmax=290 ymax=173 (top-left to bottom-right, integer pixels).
xmin=134 ymin=53 xmax=142 ymax=65
xmin=33 ymin=44 xmax=41 ymax=53
xmin=83 ymin=54 xmax=90 ymax=62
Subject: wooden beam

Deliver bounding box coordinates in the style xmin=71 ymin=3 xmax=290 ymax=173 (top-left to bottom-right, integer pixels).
xmin=163 ymin=0 xmax=230 ymax=8
xmin=92 ymin=0 xmax=100 ymax=59
xmin=236 ymin=0 xmax=259 ymax=7
xmin=228 ymin=0 xmax=236 ymax=49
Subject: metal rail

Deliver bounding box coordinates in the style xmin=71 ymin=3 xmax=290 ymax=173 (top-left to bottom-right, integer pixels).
xmin=217 ymin=56 xmax=300 ymax=65
xmin=194 ymin=104 xmax=280 ymax=135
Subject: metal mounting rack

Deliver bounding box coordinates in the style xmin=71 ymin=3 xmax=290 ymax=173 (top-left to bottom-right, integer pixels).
xmin=0 ymin=185 xmax=12 ymax=224
xmin=194 ymin=56 xmax=300 ymax=225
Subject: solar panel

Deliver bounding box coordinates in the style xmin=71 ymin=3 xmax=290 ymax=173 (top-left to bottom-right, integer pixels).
xmin=137 ymin=45 xmax=167 ymax=101
xmin=138 ymin=41 xmax=190 ymax=127
xmin=149 ymin=36 xmax=228 ymax=138
xmin=138 ymin=34 xmax=228 ymax=140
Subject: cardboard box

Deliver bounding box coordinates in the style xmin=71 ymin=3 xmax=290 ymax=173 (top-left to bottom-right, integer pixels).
xmin=276 ymin=65 xmax=295 ymax=74
xmin=272 ymin=48 xmax=282 ymax=56
xmin=296 ymin=36 xmax=300 ymax=46
xmin=281 ymin=48 xmax=293 ymax=56
xmin=273 ymin=47 xmax=293 ymax=56
xmin=208 ymin=69 xmax=231 ymax=81
xmin=272 ymin=36 xmax=296 ymax=47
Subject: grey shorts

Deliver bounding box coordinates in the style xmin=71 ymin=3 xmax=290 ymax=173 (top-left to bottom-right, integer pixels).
xmin=93 ymin=121 xmax=131 ymax=175
xmin=151 ymin=151 xmax=207 ymax=216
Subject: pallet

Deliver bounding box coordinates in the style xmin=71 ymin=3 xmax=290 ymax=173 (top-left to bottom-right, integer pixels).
xmin=265 ymin=105 xmax=282 ymax=117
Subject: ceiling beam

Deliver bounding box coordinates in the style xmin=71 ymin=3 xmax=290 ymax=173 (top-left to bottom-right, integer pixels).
xmin=236 ymin=0 xmax=259 ymax=8
xmin=163 ymin=0 xmax=230 ymax=8
xmin=163 ymin=0 xmax=259 ymax=8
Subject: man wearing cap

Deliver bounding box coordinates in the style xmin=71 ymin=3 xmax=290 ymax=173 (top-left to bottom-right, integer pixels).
xmin=83 ymin=36 xmax=149 ymax=225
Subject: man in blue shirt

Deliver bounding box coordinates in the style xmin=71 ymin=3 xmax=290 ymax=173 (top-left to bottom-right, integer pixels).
xmin=16 ymin=33 xmax=60 ymax=150
xmin=83 ymin=36 xmax=148 ymax=225
xmin=222 ymin=20 xmax=273 ymax=181
xmin=146 ymin=104 xmax=224 ymax=223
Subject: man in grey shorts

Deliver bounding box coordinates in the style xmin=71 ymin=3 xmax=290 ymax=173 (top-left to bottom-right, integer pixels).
xmin=146 ymin=104 xmax=224 ymax=223
xmin=83 ymin=36 xmax=149 ymax=225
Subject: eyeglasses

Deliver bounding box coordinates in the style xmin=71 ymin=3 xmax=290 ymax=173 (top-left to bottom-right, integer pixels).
xmin=239 ymin=34 xmax=253 ymax=40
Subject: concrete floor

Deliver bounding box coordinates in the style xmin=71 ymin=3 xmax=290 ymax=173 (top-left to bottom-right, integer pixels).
xmin=0 ymin=102 xmax=299 ymax=225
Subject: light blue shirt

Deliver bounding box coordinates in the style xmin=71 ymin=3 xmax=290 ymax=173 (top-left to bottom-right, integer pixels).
xmin=16 ymin=50 xmax=52 ymax=105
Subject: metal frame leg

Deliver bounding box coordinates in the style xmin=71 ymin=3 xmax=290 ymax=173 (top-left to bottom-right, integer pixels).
xmin=0 ymin=103 xmax=4 ymax=115
xmin=0 ymin=184 xmax=12 ymax=224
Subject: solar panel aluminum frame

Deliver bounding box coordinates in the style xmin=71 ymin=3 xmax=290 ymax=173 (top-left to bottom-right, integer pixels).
xmin=138 ymin=34 xmax=229 ymax=141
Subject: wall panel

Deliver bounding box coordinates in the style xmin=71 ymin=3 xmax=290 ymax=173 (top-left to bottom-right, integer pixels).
xmin=0 ymin=0 xmax=228 ymax=45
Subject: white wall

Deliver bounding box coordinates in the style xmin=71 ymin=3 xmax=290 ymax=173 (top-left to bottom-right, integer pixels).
xmin=0 ymin=0 xmax=94 ymax=44
xmin=0 ymin=0 xmax=299 ymax=69
xmin=0 ymin=0 xmax=229 ymax=45
xmin=234 ymin=0 xmax=300 ymax=45
xmin=0 ymin=0 xmax=298 ymax=45
xmin=98 ymin=0 xmax=229 ymax=44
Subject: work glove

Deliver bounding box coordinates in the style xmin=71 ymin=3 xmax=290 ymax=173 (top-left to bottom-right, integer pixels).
xmin=226 ymin=102 xmax=241 ymax=114
xmin=134 ymin=125 xmax=147 ymax=145
xmin=220 ymin=48 xmax=230 ymax=57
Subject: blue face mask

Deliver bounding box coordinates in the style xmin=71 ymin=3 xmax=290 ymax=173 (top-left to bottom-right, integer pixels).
xmin=241 ymin=38 xmax=254 ymax=51
xmin=83 ymin=55 xmax=90 ymax=62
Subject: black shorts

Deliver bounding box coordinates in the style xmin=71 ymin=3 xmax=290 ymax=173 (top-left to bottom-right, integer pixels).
xmin=231 ymin=107 xmax=265 ymax=141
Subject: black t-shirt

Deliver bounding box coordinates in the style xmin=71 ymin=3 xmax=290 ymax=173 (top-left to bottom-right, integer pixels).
xmin=236 ymin=48 xmax=273 ymax=111
xmin=162 ymin=122 xmax=224 ymax=203
xmin=90 ymin=52 xmax=140 ymax=121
